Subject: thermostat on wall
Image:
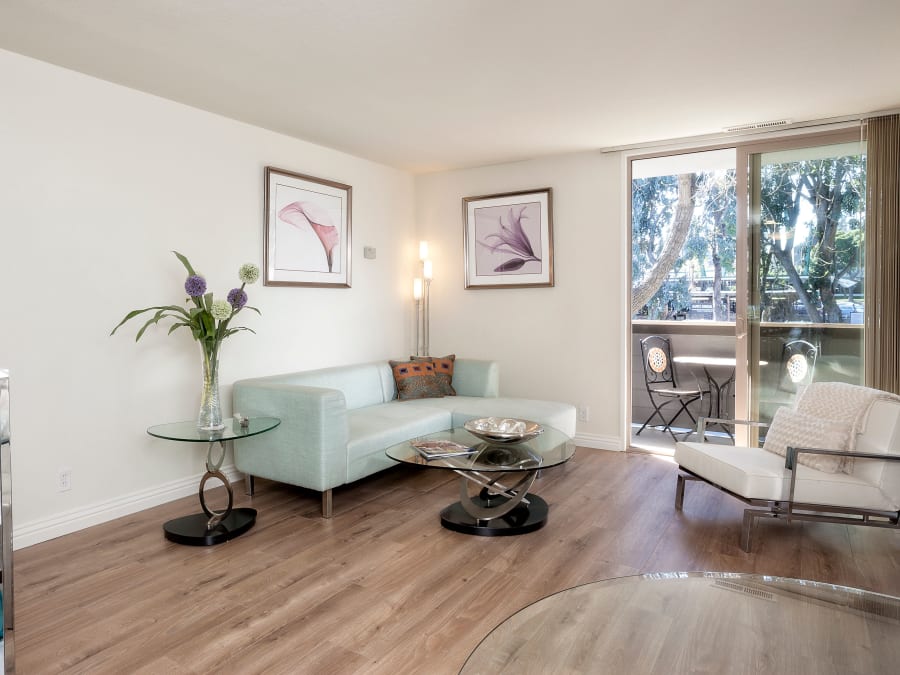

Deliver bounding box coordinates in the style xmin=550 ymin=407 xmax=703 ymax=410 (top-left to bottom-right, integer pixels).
xmin=363 ymin=246 xmax=376 ymax=259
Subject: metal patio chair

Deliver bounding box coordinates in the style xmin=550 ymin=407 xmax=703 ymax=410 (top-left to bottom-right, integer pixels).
xmin=636 ymin=335 xmax=708 ymax=441
xmin=778 ymin=339 xmax=818 ymax=393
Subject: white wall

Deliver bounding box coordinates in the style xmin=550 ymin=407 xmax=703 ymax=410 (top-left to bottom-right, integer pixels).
xmin=0 ymin=50 xmax=416 ymax=547
xmin=415 ymin=151 xmax=624 ymax=450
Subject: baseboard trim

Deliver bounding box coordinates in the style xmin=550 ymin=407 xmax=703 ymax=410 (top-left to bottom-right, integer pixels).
xmin=573 ymin=432 xmax=623 ymax=451
xmin=15 ymin=434 xmax=622 ymax=548
xmin=14 ymin=465 xmax=243 ymax=550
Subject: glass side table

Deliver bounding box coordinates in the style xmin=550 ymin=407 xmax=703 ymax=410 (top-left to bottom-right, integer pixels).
xmin=147 ymin=417 xmax=280 ymax=546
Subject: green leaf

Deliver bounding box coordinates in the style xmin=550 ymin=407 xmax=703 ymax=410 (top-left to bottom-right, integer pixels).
xmin=110 ymin=305 xmax=191 ymax=336
xmin=243 ymin=306 xmax=262 ymax=315
xmin=135 ymin=309 xmax=177 ymax=341
xmin=110 ymin=307 xmax=156 ymax=335
xmin=172 ymin=251 xmax=196 ymax=276
xmin=224 ymin=326 xmax=256 ymax=337
xmin=167 ymin=322 xmax=190 ymax=335
xmin=200 ymin=310 xmax=215 ymax=338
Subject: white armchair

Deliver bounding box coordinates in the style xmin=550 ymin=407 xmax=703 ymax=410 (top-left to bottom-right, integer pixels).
xmin=674 ymin=399 xmax=900 ymax=552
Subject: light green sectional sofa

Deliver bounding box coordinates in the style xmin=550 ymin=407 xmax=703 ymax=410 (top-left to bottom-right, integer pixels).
xmin=233 ymin=358 xmax=576 ymax=516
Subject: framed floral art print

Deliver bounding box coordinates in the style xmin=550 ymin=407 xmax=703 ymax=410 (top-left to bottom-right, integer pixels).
xmin=264 ymin=166 xmax=352 ymax=287
xmin=463 ymin=188 xmax=554 ymax=289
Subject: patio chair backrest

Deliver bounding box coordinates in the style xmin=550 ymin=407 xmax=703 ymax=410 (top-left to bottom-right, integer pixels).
xmin=778 ymin=339 xmax=818 ymax=393
xmin=640 ymin=335 xmax=677 ymax=388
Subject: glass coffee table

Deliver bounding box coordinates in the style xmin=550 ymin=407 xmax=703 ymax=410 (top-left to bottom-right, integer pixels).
xmin=386 ymin=425 xmax=574 ymax=536
xmin=147 ymin=417 xmax=280 ymax=546
xmin=460 ymin=572 xmax=900 ymax=673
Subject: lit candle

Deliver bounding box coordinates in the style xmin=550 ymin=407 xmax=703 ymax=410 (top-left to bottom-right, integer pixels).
xmin=419 ymin=241 xmax=429 ymax=261
xmin=413 ymin=278 xmax=423 ymax=300
xmin=423 ymin=259 xmax=433 ymax=281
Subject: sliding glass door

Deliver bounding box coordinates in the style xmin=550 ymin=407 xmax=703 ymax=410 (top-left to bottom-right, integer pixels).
xmin=629 ymin=130 xmax=866 ymax=450
xmin=738 ymin=132 xmax=866 ymax=426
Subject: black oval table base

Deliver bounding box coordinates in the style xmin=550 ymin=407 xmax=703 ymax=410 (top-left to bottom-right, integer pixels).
xmin=163 ymin=507 xmax=257 ymax=546
xmin=440 ymin=495 xmax=548 ymax=536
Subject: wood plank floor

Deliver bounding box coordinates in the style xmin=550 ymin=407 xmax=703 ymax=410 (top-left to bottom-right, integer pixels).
xmin=13 ymin=449 xmax=900 ymax=674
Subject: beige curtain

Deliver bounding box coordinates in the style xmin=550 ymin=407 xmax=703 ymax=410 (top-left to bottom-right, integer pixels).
xmin=864 ymin=114 xmax=900 ymax=394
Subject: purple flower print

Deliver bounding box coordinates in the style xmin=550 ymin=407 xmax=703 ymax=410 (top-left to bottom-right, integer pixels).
xmin=480 ymin=206 xmax=541 ymax=272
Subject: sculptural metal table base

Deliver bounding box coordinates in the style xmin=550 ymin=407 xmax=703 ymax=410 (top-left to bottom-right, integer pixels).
xmin=162 ymin=443 xmax=256 ymax=546
xmin=440 ymin=469 xmax=548 ymax=536
xmin=147 ymin=417 xmax=280 ymax=546
xmin=163 ymin=507 xmax=257 ymax=546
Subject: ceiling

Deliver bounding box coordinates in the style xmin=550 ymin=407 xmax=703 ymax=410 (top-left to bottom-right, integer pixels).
xmin=2 ymin=0 xmax=899 ymax=173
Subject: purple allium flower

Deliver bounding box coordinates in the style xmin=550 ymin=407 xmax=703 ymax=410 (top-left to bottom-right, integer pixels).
xmin=184 ymin=275 xmax=207 ymax=297
xmin=227 ymin=287 xmax=248 ymax=309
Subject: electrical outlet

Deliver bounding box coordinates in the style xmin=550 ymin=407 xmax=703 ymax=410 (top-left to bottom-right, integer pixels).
xmin=577 ymin=405 xmax=590 ymax=422
xmin=58 ymin=467 xmax=72 ymax=492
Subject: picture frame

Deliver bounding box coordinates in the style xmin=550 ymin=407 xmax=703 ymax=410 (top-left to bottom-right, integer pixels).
xmin=463 ymin=188 xmax=554 ymax=289
xmin=264 ymin=166 xmax=352 ymax=287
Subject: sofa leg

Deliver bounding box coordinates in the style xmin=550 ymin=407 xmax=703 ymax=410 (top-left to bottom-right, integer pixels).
xmin=322 ymin=489 xmax=333 ymax=518
xmin=245 ymin=474 xmax=255 ymax=496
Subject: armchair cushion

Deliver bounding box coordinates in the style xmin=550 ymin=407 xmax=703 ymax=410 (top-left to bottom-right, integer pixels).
xmin=675 ymin=440 xmax=898 ymax=511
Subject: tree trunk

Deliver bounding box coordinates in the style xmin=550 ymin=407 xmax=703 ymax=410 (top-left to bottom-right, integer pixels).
xmin=632 ymin=173 xmax=697 ymax=314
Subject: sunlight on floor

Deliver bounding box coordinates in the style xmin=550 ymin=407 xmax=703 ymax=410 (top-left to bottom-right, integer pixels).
xmin=628 ymin=424 xmax=734 ymax=457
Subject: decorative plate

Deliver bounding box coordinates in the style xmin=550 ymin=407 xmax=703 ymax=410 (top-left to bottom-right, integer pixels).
xmin=464 ymin=417 xmax=544 ymax=444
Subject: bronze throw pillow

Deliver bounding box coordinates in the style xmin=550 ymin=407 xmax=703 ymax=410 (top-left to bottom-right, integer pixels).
xmin=390 ymin=359 xmax=445 ymax=400
xmin=411 ymin=354 xmax=456 ymax=396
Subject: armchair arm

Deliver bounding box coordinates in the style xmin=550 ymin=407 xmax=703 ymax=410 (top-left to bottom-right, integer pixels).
xmin=784 ymin=446 xmax=900 ymax=514
xmin=696 ymin=417 xmax=769 ymax=443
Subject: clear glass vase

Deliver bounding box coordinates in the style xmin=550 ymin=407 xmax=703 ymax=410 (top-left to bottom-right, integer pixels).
xmin=198 ymin=346 xmax=224 ymax=431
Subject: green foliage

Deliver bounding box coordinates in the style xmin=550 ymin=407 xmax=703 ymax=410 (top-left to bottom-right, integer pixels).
xmin=632 ymin=176 xmax=678 ymax=281
xmin=759 ymin=153 xmax=866 ymax=322
xmin=641 ymin=277 xmax=692 ymax=321
xmin=632 ymin=149 xmax=866 ymax=324
xmin=110 ymin=252 xmax=261 ymax=366
xmin=632 ymin=169 xmax=737 ymax=319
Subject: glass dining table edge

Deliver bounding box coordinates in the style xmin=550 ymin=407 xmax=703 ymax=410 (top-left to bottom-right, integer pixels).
xmin=461 ymin=571 xmax=900 ymax=673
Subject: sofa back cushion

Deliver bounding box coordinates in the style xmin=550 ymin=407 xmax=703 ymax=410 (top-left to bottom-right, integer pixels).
xmin=282 ymin=363 xmax=388 ymax=410
xmin=452 ymin=359 xmax=500 ymax=398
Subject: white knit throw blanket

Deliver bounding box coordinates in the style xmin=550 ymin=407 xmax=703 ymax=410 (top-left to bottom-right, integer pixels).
xmin=763 ymin=382 xmax=900 ymax=474
xmin=795 ymin=382 xmax=900 ymax=452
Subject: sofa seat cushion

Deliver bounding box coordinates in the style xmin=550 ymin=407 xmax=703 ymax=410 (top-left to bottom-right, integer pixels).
xmin=347 ymin=403 xmax=451 ymax=465
xmin=675 ymin=441 xmax=898 ymax=511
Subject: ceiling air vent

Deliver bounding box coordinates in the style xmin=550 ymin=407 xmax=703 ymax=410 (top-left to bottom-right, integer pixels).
xmin=724 ymin=119 xmax=792 ymax=133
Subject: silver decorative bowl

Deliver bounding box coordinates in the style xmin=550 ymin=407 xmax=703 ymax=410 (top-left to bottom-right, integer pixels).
xmin=464 ymin=417 xmax=544 ymax=444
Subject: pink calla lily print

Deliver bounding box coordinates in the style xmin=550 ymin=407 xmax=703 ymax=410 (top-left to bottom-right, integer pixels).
xmin=278 ymin=201 xmax=340 ymax=272
xmin=264 ymin=166 xmax=352 ymax=287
